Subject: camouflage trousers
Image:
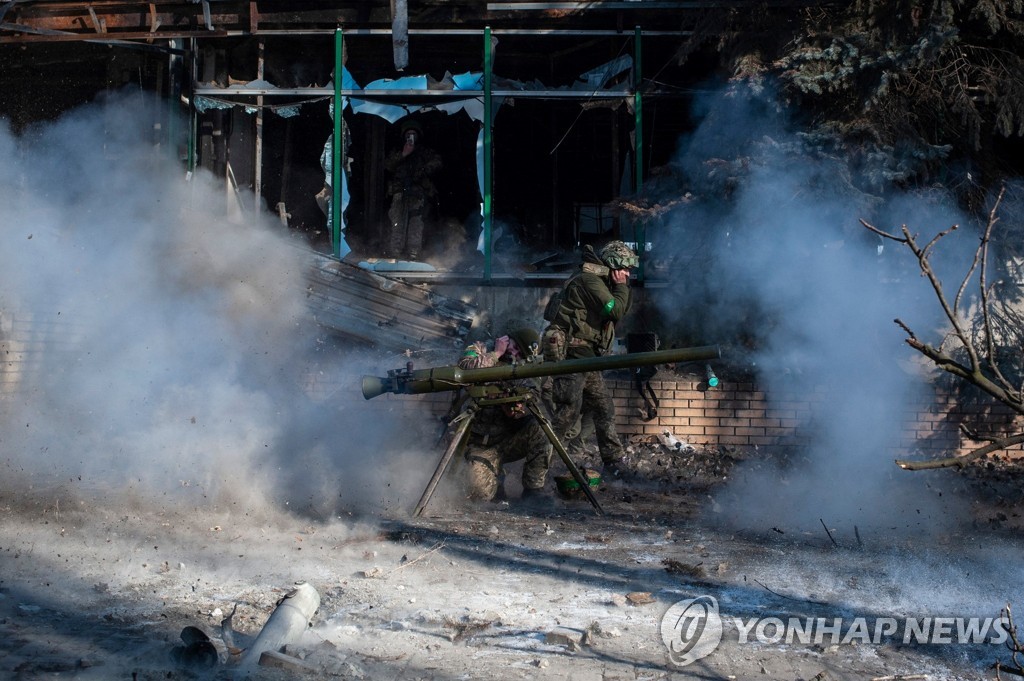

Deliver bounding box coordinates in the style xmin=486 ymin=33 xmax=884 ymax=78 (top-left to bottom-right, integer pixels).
xmin=386 ymin=191 xmax=426 ymax=259
xmin=465 ymin=420 xmax=552 ymax=501
xmin=547 ymin=371 xmax=624 ymax=466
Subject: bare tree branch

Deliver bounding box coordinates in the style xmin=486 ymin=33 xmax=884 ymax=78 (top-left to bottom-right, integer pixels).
xmin=860 ymin=219 xmax=907 ymax=243
xmin=863 ymin=191 xmax=1024 ymax=470
xmin=895 ymin=433 xmax=1024 ymax=471
xmin=980 ymin=186 xmax=1009 ymax=390
xmin=895 ymin=321 xmax=1020 ymax=408
xmin=953 ymin=223 xmax=983 ymax=315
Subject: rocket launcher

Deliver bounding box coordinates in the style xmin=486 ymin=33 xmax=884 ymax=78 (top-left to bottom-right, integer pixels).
xmin=366 ymin=343 xmax=722 ymax=517
xmin=362 ymin=344 xmax=722 ymax=400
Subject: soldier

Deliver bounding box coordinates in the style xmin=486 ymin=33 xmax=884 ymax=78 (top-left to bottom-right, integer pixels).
xmin=455 ymin=327 xmax=552 ymax=502
xmin=541 ymin=240 xmax=639 ymax=477
xmin=384 ymin=117 xmax=442 ymax=260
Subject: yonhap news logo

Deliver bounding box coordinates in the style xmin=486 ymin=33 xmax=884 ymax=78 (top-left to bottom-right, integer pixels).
xmin=660 ymin=596 xmax=723 ymax=666
xmin=660 ymin=595 xmax=1010 ymax=667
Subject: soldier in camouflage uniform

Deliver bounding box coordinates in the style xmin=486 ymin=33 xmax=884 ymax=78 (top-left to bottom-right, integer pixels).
xmin=384 ymin=117 xmax=442 ymax=260
xmin=456 ymin=327 xmax=552 ymax=501
xmin=541 ymin=240 xmax=639 ymax=477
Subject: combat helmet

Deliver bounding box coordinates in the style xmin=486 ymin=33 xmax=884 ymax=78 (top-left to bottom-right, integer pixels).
xmin=508 ymin=327 xmax=541 ymax=360
xmin=599 ymin=240 xmax=639 ymax=270
xmin=399 ymin=117 xmax=423 ymax=137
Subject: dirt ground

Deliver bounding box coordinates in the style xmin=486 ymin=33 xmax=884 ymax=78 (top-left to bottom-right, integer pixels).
xmin=1 ymin=440 xmax=1023 ymax=681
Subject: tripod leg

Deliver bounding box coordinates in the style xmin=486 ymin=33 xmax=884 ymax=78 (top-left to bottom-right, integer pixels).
xmin=413 ymin=408 xmax=476 ymax=517
xmin=525 ymin=397 xmax=604 ymax=516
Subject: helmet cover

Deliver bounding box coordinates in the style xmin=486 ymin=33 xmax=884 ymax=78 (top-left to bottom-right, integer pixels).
xmin=599 ymin=240 xmax=639 ymax=269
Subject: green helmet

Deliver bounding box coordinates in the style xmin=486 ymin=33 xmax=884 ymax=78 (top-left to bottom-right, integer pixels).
xmin=508 ymin=327 xmax=541 ymax=360
xmin=599 ymin=240 xmax=639 ymax=269
xmin=399 ymin=118 xmax=423 ymax=136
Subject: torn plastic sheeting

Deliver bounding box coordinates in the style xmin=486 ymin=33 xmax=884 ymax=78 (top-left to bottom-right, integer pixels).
xmin=193 ymin=96 xmax=307 ymax=118
xmin=349 ymin=71 xmax=486 ymax=123
xmin=350 ymin=74 xmax=428 ymax=122
xmin=194 ymin=79 xmax=281 ymax=113
xmin=321 ymin=99 xmax=351 ymax=260
xmin=453 ymin=72 xmax=483 ymax=90
xmin=193 ymin=96 xmax=232 ymax=113
xmin=241 ymin=103 xmax=303 ymax=117
xmin=269 ymin=105 xmax=301 ymax=118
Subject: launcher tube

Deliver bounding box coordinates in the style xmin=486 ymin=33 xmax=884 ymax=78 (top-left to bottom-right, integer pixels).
xmin=362 ymin=345 xmax=720 ymax=399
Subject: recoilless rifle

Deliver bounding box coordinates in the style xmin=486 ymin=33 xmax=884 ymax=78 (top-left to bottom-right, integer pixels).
xmin=362 ymin=344 xmax=722 ymax=516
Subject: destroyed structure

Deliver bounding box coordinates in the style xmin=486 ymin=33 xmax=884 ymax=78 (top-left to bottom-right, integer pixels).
xmin=0 ymin=1 xmax=738 ymax=359
xmin=3 ymin=1 xmax=1019 ymax=458
xmin=0 ymin=1 xmax=712 ymax=274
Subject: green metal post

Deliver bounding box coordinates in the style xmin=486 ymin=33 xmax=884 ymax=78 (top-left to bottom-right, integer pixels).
xmin=187 ymin=39 xmax=197 ymax=175
xmin=633 ymin=26 xmax=645 ymax=283
xmin=483 ymin=26 xmax=493 ymax=281
xmin=167 ymin=55 xmax=177 ymax=165
xmin=332 ymin=28 xmax=344 ymax=259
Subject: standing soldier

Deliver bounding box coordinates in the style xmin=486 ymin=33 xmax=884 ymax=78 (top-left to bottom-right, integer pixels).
xmin=542 ymin=240 xmax=639 ymax=477
xmin=455 ymin=327 xmax=552 ymax=502
xmin=384 ymin=117 xmax=442 ymax=260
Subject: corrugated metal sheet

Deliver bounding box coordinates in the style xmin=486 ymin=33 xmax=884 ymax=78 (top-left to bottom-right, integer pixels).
xmin=305 ymin=254 xmax=477 ymax=353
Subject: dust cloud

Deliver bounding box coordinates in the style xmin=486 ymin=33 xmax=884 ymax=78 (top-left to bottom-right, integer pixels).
xmin=0 ymin=91 xmax=427 ymax=520
xmin=649 ymin=84 xmax=985 ymax=536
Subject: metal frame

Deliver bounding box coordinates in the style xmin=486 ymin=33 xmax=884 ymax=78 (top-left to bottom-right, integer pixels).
xmin=186 ymin=26 xmax=660 ymax=279
xmin=332 ymin=28 xmax=345 ymax=258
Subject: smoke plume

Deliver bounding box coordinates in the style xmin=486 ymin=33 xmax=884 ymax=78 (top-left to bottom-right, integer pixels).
xmin=0 ymin=91 xmax=429 ymax=517
xmin=650 ymin=84 xmax=984 ymax=536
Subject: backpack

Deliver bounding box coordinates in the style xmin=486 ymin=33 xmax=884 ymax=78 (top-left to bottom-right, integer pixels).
xmin=542 ymin=289 xmax=562 ymax=322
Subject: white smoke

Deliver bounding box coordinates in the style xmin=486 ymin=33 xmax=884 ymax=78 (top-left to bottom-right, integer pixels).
xmin=0 ymin=91 xmax=432 ymax=516
xmin=650 ymin=84 xmax=983 ymax=535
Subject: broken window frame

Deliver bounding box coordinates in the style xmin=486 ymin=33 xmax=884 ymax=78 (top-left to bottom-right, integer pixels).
xmin=188 ymin=26 xmax=686 ymax=283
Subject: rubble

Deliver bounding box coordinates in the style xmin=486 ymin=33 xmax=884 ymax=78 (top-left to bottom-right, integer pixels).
xmin=662 ymin=558 xmax=706 ymax=579
xmin=624 ymin=592 xmax=655 ymax=606
xmin=544 ymin=626 xmax=583 ymax=651
xmin=1 ymin=437 xmax=1019 ymax=680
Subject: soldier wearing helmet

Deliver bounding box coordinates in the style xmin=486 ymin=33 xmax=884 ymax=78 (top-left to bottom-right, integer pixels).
xmin=454 ymin=326 xmax=552 ymax=502
xmin=541 ymin=240 xmax=638 ymax=477
xmin=383 ymin=117 xmax=442 ymax=260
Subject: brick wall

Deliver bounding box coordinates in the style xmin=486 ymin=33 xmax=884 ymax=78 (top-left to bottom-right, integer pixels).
xmin=355 ymin=378 xmax=820 ymax=451
xmin=353 ymin=377 xmax=1024 ymax=461
xmin=4 ymin=302 xmax=1021 ymax=463
xmin=608 ymin=377 xmax=816 ymax=448
xmin=894 ymin=388 xmax=1023 ymax=460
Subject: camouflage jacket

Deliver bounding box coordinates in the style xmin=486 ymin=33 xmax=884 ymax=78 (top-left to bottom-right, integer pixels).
xmin=547 ymin=245 xmax=631 ymax=358
xmin=454 ymin=340 xmax=544 ymax=439
xmin=385 ymin=146 xmax=442 ymax=198
xmin=458 ymin=340 xmax=501 ymax=370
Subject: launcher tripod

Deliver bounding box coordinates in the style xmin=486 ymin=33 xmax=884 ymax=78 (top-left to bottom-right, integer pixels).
xmin=361 ymin=344 xmax=723 ymax=518
xmin=412 ymin=384 xmax=603 ymax=517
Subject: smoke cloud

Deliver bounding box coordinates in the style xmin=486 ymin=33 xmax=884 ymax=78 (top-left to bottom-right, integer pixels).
xmin=650 ymin=84 xmax=984 ymax=535
xmin=0 ymin=91 xmax=431 ymax=517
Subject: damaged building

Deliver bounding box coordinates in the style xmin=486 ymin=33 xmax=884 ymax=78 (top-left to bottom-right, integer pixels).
xmin=0 ymin=2 xmax=709 ymax=271
xmin=0 ymin=2 xmax=717 ymax=347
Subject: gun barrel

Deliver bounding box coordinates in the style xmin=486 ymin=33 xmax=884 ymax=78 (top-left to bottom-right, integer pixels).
xmin=362 ymin=344 xmax=721 ymax=399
